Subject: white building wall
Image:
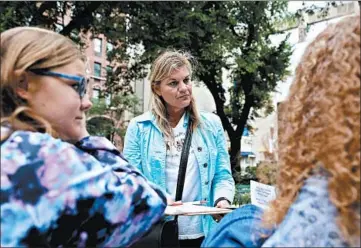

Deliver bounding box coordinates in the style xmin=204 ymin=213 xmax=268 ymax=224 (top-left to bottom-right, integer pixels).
xmin=241 ymin=136 xmax=253 ymax=153
xmin=252 ymin=10 xmax=358 ymax=163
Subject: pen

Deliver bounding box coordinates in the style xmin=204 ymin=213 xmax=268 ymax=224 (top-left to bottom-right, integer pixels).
xmin=190 ymin=200 xmax=208 ymax=206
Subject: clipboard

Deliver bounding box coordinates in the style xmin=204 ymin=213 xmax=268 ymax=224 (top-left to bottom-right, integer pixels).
xmin=165 ymin=203 xmax=233 ymax=216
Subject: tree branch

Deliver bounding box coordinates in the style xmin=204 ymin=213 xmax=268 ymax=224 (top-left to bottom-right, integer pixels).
xmin=235 ymin=95 xmax=253 ymax=138
xmin=60 ymin=2 xmax=102 ymax=36
xmin=245 ymin=2 xmax=260 ymax=49
xmin=37 ymin=1 xmax=55 ymax=15
xmin=245 ymin=23 xmax=255 ymax=48
xmin=231 ymin=25 xmax=240 ymax=38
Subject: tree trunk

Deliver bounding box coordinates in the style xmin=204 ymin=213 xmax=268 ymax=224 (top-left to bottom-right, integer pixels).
xmin=230 ymin=138 xmax=241 ymax=178
xmin=231 ymin=94 xmax=253 ymax=182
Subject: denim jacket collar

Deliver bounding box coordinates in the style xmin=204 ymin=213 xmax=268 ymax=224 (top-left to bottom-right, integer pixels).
xmin=137 ymin=111 xmax=190 ymax=132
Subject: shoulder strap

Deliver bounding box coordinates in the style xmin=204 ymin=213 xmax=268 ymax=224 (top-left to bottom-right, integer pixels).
xmin=174 ymin=120 xmax=193 ymax=202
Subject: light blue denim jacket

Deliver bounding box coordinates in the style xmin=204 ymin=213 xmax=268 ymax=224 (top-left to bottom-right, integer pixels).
xmin=123 ymin=111 xmax=235 ymax=236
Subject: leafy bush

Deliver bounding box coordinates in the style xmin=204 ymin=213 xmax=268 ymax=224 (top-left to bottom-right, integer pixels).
xmin=234 ymin=192 xmax=251 ymax=206
xmin=256 ymin=161 xmax=278 ymax=185
xmin=233 ymin=165 xmax=258 ymax=184
xmin=233 ymin=162 xmax=278 ymax=206
xmin=233 ymin=184 xmax=251 ymax=206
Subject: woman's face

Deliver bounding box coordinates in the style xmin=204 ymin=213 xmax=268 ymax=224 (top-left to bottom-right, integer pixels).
xmin=25 ymin=59 xmax=92 ymax=141
xmin=155 ymin=66 xmax=192 ymax=112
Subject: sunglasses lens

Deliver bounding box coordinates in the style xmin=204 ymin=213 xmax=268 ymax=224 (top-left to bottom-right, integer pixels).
xmin=79 ymin=78 xmax=87 ymax=98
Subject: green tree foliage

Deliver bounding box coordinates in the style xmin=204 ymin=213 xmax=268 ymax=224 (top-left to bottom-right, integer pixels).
xmin=233 ymin=184 xmax=251 ymax=206
xmin=234 ymin=165 xmax=258 ymax=184
xmin=112 ymin=1 xmax=292 ymax=179
xmin=274 ymin=1 xmax=349 ymax=32
xmin=0 ymin=2 xmax=102 ymax=39
xmin=294 ymin=1 xmax=345 ymax=19
xmin=87 ymin=94 xmax=140 ymax=140
xmin=234 ymin=192 xmax=251 ymax=206
xmin=1 ymin=1 xmax=293 ymax=179
xmin=0 ymin=1 xmax=137 ymax=140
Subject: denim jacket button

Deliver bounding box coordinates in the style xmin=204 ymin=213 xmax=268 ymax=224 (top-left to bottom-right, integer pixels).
xmin=197 ymin=147 xmax=202 ymax=152
xmin=203 ymin=163 xmax=208 ymax=168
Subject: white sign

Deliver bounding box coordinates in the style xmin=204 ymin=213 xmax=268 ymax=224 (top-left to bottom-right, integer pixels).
xmin=250 ymin=180 xmax=276 ymax=209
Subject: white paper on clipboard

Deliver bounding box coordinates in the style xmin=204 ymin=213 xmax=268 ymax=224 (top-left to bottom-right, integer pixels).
xmin=165 ymin=202 xmax=232 ymax=216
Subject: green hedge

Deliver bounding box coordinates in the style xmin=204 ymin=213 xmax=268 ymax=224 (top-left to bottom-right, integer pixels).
xmin=233 ymin=184 xmax=251 ymax=206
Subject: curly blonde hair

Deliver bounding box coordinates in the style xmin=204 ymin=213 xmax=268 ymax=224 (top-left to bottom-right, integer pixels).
xmin=263 ymin=15 xmax=360 ymax=246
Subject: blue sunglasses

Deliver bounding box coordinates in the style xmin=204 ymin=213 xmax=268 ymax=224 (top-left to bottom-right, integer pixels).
xmin=29 ymin=69 xmax=88 ymax=98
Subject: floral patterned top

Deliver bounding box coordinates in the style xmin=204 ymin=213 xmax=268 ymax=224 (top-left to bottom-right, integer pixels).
xmin=1 ymin=126 xmax=167 ymax=247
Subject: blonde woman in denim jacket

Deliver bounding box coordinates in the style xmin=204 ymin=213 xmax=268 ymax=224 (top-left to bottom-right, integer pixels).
xmin=124 ymin=50 xmax=235 ymax=247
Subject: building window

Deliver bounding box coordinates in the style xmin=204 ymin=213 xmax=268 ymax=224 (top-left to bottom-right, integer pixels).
xmin=106 ymin=42 xmax=114 ymax=53
xmin=94 ymin=78 xmax=101 ymax=86
xmin=106 ymin=43 xmax=114 ymax=60
xmin=94 ymin=62 xmax=101 ymax=77
xmin=92 ymin=88 xmax=100 ymax=100
xmin=244 ymin=139 xmax=252 ymax=145
xmin=245 ymin=157 xmax=250 ymax=165
xmin=105 ymin=94 xmax=112 ymax=106
xmin=93 ymin=38 xmax=102 ymax=57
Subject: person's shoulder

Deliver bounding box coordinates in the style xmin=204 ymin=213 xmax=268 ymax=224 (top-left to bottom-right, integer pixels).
xmin=2 ymin=129 xmax=66 ymax=151
xmin=126 ymin=112 xmax=154 ymax=134
xmin=1 ymin=129 xmax=91 ymax=165
xmin=199 ymin=111 xmax=222 ymax=130
xmin=262 ymin=175 xmax=347 ymax=247
xmin=1 ymin=129 xmax=110 ymax=180
xmin=131 ymin=111 xmax=153 ymax=123
xmin=1 ymin=129 xmax=89 ymax=179
xmin=281 ymin=174 xmax=340 ymax=232
xmin=200 ymin=111 xmax=221 ymax=122
xmin=294 ymin=173 xmax=330 ymax=204
xmin=288 ymin=174 xmax=336 ymax=222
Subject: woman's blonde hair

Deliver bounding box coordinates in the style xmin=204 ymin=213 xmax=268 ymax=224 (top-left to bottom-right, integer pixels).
xmin=149 ymin=50 xmax=200 ymax=138
xmin=263 ymin=15 xmax=360 ymax=246
xmin=1 ymin=27 xmax=84 ymax=141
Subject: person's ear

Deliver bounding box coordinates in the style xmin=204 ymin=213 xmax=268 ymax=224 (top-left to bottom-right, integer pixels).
xmin=15 ymin=72 xmax=31 ymax=100
xmin=153 ymin=83 xmax=162 ymax=97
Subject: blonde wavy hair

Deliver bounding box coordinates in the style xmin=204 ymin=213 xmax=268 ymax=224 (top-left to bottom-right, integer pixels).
xmin=149 ymin=50 xmax=200 ymax=138
xmin=262 ymin=15 xmax=360 ymax=246
xmin=1 ymin=27 xmax=84 ymax=141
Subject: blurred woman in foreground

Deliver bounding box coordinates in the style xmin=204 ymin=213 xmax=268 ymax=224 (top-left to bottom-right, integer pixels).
xmin=1 ymin=27 xmax=167 ymax=247
xmin=202 ymin=14 xmax=360 ymax=248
